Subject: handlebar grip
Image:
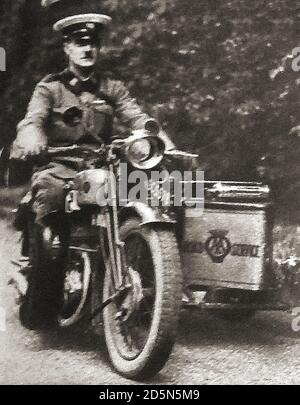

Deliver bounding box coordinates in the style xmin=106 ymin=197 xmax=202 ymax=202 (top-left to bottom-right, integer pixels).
xmin=47 ymin=145 xmax=80 ymax=155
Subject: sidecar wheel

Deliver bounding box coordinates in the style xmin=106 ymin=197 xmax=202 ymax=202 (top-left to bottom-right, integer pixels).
xmin=19 ymin=222 xmax=63 ymax=330
xmin=103 ymin=218 xmax=182 ymax=381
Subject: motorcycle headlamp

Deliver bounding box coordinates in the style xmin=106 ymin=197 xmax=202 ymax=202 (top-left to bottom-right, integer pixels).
xmin=126 ymin=136 xmax=166 ymax=170
xmin=127 ymin=139 xmax=152 ymax=163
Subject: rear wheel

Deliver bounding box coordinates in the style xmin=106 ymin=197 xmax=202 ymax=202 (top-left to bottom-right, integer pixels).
xmin=19 ymin=220 xmax=64 ymax=330
xmin=103 ymin=218 xmax=182 ymax=380
xmin=57 ymin=249 xmax=92 ymax=328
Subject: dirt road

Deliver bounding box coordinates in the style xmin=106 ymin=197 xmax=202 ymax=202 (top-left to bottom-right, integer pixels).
xmin=0 ymin=220 xmax=299 ymax=385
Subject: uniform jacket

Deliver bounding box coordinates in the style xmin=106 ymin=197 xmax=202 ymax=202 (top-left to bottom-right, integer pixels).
xmin=11 ymin=69 xmax=174 ymax=159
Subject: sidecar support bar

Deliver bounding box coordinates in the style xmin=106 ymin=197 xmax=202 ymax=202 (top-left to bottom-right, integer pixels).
xmin=182 ymin=301 xmax=290 ymax=311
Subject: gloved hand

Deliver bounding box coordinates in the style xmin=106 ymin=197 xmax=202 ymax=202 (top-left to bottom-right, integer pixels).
xmin=10 ymin=127 xmax=48 ymax=161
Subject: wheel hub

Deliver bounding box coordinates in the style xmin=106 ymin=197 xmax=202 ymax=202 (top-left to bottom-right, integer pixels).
xmin=115 ymin=267 xmax=144 ymax=323
xmin=58 ymin=251 xmax=91 ymax=327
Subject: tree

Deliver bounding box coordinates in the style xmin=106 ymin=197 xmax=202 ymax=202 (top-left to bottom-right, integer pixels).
xmin=1 ymin=0 xmax=300 ymax=210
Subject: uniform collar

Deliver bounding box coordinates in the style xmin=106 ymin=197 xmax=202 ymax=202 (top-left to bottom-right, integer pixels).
xmin=60 ymin=68 xmax=100 ymax=95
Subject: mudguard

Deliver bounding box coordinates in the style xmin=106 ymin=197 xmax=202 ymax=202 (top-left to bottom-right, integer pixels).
xmin=118 ymin=202 xmax=176 ymax=227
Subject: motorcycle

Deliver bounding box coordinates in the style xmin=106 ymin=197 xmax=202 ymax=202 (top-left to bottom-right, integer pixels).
xmin=12 ymin=132 xmax=184 ymax=380
xmin=11 ymin=130 xmax=293 ymax=380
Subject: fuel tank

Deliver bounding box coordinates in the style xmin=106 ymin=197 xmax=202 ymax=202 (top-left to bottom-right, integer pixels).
xmin=72 ymin=169 xmax=110 ymax=206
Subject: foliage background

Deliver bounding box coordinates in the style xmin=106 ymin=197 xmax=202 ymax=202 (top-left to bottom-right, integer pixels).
xmin=0 ymin=0 xmax=300 ymax=214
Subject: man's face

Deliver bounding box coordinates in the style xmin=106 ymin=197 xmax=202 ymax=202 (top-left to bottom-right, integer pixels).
xmin=64 ymin=38 xmax=100 ymax=68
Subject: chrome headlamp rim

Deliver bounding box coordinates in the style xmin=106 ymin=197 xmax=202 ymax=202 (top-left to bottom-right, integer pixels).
xmin=124 ymin=134 xmax=166 ymax=170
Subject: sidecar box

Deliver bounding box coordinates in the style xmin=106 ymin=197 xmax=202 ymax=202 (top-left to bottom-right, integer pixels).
xmin=182 ymin=182 xmax=273 ymax=291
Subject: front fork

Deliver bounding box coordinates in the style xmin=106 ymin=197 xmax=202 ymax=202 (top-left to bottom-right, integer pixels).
xmin=100 ymin=163 xmax=127 ymax=292
xmin=89 ymin=164 xmax=131 ymax=321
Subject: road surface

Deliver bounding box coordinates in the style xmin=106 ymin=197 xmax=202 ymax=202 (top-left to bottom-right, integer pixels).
xmin=0 ymin=220 xmax=299 ymax=385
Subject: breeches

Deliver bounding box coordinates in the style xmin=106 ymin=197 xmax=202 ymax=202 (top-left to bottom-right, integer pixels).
xmin=31 ymin=162 xmax=77 ymax=223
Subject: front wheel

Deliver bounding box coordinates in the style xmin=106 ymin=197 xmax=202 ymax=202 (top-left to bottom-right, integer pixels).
xmin=103 ymin=218 xmax=182 ymax=380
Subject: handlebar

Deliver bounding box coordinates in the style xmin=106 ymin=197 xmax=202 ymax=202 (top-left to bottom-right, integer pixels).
xmin=46 ymin=144 xmax=103 ymax=155
xmin=15 ymin=144 xmax=107 ymax=166
xmin=47 ymin=145 xmax=81 ymax=154
xmin=16 ymin=132 xmax=169 ymax=164
xmin=45 ymin=144 xmax=105 ymax=157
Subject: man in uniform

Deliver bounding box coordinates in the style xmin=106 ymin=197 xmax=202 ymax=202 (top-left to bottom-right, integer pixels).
xmin=11 ymin=0 xmax=174 ymax=227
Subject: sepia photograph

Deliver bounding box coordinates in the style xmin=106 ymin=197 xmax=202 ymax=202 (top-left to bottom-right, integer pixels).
xmin=0 ymin=0 xmax=299 ymax=387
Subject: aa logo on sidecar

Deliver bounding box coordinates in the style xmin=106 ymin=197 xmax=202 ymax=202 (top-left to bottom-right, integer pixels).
xmin=183 ymin=230 xmax=261 ymax=263
xmin=205 ymin=230 xmax=231 ymax=263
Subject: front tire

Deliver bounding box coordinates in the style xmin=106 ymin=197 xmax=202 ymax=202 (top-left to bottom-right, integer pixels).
xmin=103 ymin=218 xmax=182 ymax=380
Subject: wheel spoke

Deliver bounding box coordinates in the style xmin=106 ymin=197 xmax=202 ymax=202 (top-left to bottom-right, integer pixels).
xmin=102 ymin=218 xmax=182 ymax=379
xmin=58 ymin=252 xmax=88 ymax=322
xmin=106 ymin=231 xmax=156 ymax=359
